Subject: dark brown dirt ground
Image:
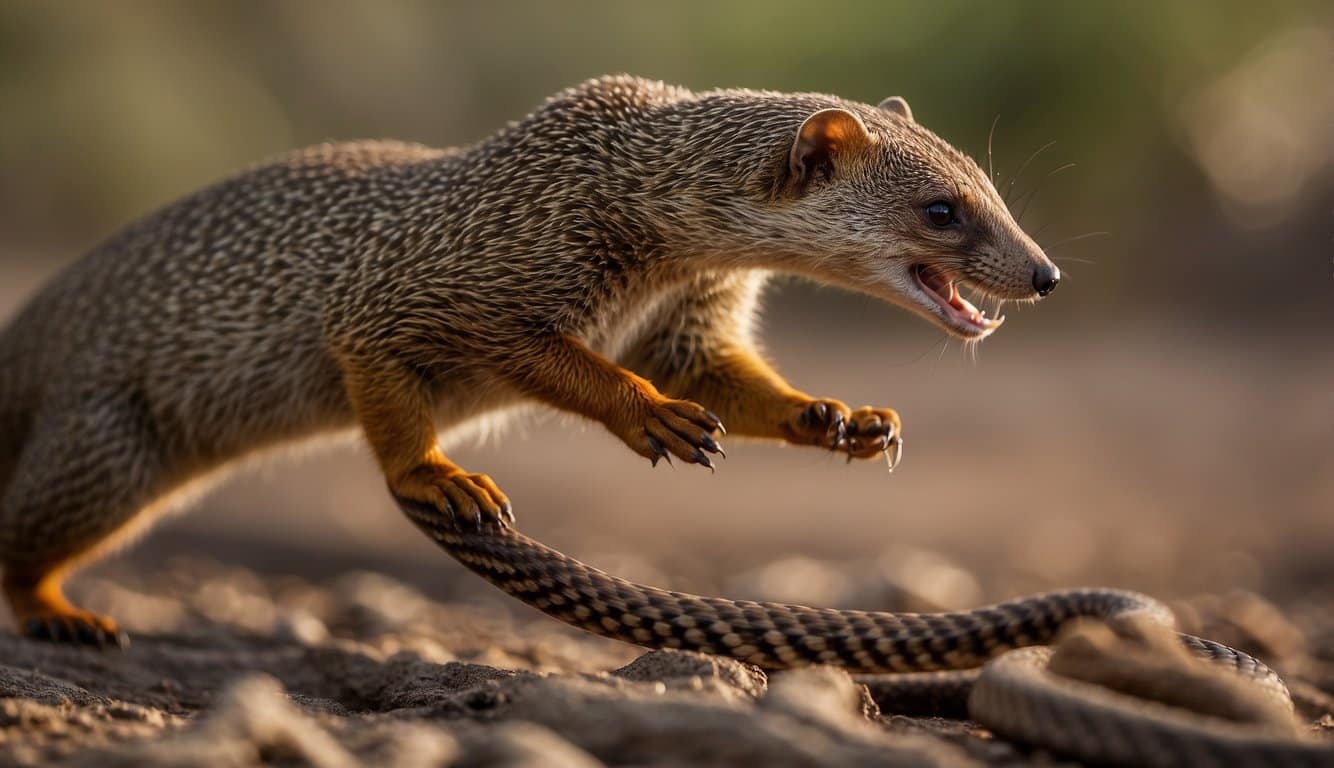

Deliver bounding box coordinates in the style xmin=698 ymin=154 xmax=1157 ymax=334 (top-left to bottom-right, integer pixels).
xmin=1 ymin=547 xmax=1331 ymax=767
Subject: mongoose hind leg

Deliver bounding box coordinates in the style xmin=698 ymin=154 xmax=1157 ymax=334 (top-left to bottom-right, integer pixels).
xmin=2 ymin=565 xmax=125 ymax=647
xmin=508 ymin=335 xmax=725 ymax=469
xmin=0 ymin=393 xmax=162 ymax=648
xmin=394 ymin=450 xmax=513 ymax=527
xmin=341 ymin=360 xmax=512 ymax=527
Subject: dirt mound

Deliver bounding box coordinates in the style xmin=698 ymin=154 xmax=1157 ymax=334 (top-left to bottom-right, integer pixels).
xmin=1 ymin=559 xmax=1330 ymax=766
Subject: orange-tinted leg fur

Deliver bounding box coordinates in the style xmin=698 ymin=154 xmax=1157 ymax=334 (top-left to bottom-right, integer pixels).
xmin=662 ymin=346 xmax=902 ymax=460
xmin=3 ymin=564 xmax=125 ymax=647
xmin=341 ymin=361 xmax=511 ymax=526
xmin=510 ymin=335 xmax=725 ymax=468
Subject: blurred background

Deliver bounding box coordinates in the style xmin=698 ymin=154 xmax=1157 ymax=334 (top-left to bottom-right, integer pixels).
xmin=0 ymin=1 xmax=1330 ymax=623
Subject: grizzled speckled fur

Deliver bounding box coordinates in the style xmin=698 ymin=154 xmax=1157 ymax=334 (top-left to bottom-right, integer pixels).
xmin=0 ymin=75 xmax=1054 ymax=645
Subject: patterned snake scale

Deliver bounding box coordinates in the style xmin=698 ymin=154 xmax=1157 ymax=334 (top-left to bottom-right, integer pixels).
xmin=396 ymin=496 xmax=1334 ymax=767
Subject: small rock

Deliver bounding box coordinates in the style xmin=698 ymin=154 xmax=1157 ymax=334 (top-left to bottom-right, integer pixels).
xmin=763 ymin=666 xmax=879 ymax=728
xmin=869 ymin=548 xmax=983 ymax=612
xmin=346 ymin=721 xmax=460 ymax=768
xmin=375 ymin=656 xmax=516 ymax=710
xmin=472 ymin=722 xmax=606 ymax=768
xmin=0 ymin=698 xmax=62 ymax=729
xmin=104 ymin=701 xmax=166 ymax=725
xmin=276 ymin=608 xmax=330 ymax=645
xmin=613 ymin=650 xmax=767 ymax=699
xmin=336 ymin=572 xmax=436 ymax=634
xmin=91 ymin=674 xmax=358 ymax=768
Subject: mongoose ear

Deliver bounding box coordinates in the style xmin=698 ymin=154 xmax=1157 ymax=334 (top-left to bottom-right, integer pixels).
xmin=788 ymin=108 xmax=873 ymax=185
xmin=878 ymin=96 xmax=913 ymax=122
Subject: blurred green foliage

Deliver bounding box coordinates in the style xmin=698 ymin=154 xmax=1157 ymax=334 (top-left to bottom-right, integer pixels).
xmin=1 ymin=1 xmax=1329 ymax=325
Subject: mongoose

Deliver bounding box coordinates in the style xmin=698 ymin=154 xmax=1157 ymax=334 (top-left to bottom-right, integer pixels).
xmin=0 ymin=75 xmax=1058 ymax=646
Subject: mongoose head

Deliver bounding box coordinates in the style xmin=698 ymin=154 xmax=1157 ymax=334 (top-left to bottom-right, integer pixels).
xmin=772 ymin=96 xmax=1059 ymax=340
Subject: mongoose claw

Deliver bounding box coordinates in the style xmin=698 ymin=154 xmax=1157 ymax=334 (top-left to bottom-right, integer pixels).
xmin=841 ymin=406 xmax=901 ymax=461
xmin=784 ymin=398 xmax=850 ymax=449
xmin=784 ymin=399 xmax=901 ymax=464
xmin=884 ymin=437 xmax=904 ymax=472
xmin=21 ymin=612 xmax=128 ymax=650
xmin=635 ymin=398 xmax=726 ymax=471
xmin=393 ymin=487 xmax=513 ymax=540
xmin=452 ymin=496 xmax=513 ymax=530
xmin=647 ymin=436 xmax=671 ymax=467
xmin=798 ymin=400 xmax=829 ymax=428
xmin=389 ymin=466 xmax=514 ymax=530
xmin=832 ymin=415 xmax=849 ymax=451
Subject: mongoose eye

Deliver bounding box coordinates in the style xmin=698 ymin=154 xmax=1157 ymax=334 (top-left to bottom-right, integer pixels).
xmin=924 ymin=202 xmax=955 ymax=228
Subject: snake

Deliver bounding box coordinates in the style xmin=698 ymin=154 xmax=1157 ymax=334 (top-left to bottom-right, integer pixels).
xmin=395 ymin=496 xmax=1334 ymax=767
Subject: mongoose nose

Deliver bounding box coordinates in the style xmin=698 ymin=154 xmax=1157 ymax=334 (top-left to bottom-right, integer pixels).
xmin=1032 ymin=264 xmax=1061 ymax=297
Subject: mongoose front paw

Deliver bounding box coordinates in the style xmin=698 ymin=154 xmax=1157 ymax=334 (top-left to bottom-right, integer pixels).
xmin=782 ymin=399 xmax=902 ymax=464
xmin=391 ymin=463 xmax=514 ymax=527
xmin=624 ymin=398 xmax=725 ymax=471
xmin=19 ymin=608 xmax=127 ymax=649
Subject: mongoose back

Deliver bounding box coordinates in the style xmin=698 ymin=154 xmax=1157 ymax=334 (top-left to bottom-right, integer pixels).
xmin=0 ymin=75 xmax=1058 ymax=646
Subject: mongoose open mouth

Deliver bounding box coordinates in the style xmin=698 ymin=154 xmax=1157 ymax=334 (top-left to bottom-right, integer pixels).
xmin=910 ymin=264 xmax=1005 ymax=339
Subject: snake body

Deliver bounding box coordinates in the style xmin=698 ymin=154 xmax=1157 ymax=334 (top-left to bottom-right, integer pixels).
xmin=396 ymin=498 xmax=1334 ymax=766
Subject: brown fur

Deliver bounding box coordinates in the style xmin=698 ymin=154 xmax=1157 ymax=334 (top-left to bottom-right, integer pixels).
xmin=0 ymin=76 xmax=1054 ymax=643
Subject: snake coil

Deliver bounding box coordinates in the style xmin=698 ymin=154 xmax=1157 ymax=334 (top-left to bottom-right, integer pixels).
xmin=396 ymin=497 xmax=1333 ymax=767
